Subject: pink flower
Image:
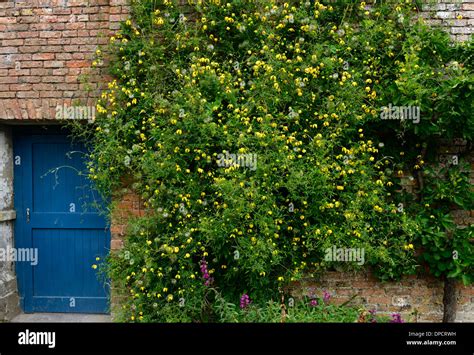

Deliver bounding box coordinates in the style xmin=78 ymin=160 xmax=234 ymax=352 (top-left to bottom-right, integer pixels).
xmin=309 ymin=299 xmax=318 ymax=307
xmin=240 ymin=294 xmax=251 ymax=309
xmin=323 ymin=290 xmax=331 ymax=303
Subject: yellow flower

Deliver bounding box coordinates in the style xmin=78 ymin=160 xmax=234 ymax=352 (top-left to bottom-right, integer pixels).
xmin=336 ymin=185 xmax=344 ymax=191
xmin=92 ymin=264 xmax=97 ymax=269
xmin=277 ymin=276 xmax=284 ymax=281
xmin=167 ymin=294 xmax=173 ymax=302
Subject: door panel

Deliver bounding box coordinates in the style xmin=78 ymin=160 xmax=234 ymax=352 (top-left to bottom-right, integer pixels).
xmin=14 ymin=133 xmax=110 ymax=314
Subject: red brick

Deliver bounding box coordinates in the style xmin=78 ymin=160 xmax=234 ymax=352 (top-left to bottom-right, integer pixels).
xmin=48 ymin=38 xmax=71 ymax=45
xmin=9 ymin=84 xmax=33 ymax=91
xmin=65 ymin=75 xmax=79 ymax=83
xmin=0 ymin=32 xmax=17 ymax=40
xmin=52 ymin=68 xmax=68 ymax=76
xmin=8 ymin=69 xmax=30 ymax=76
xmin=32 ymin=53 xmax=55 ymax=61
xmin=39 ymin=31 xmax=62 ymax=39
xmin=39 ymin=15 xmax=69 ymax=23
xmin=52 ymin=8 xmax=72 ymax=16
xmin=30 ymin=68 xmax=52 ymax=76
xmin=109 ymin=7 xmax=122 ymax=14
xmin=55 ymin=83 xmax=79 ymax=91
xmin=32 ymin=83 xmax=54 ymax=91
xmin=110 ymin=0 xmax=129 ymax=5
xmin=111 ymin=239 xmax=124 ymax=250
xmin=5 ymin=24 xmax=28 ymax=31
xmin=0 ymin=92 xmax=15 ymax=98
xmin=41 ymin=75 xmax=65 ymax=83
xmin=1 ymin=39 xmax=24 ymax=46
xmin=67 ymin=60 xmax=89 ymax=68
xmin=19 ymin=76 xmax=41 ymax=84
xmin=16 ymin=91 xmax=40 ymax=99
xmin=0 ymin=76 xmax=18 ymax=84
xmin=72 ymin=53 xmax=85 ymax=60
xmin=18 ymin=45 xmax=41 ymax=53
xmin=62 ymin=30 xmax=78 ymax=38
xmin=0 ymin=47 xmax=18 ymax=54
xmin=43 ymin=61 xmax=64 ymax=68
xmin=30 ymin=23 xmax=54 ymax=31
xmin=40 ymin=91 xmax=63 ymax=98
xmin=51 ymin=23 xmax=66 ymax=31
xmin=16 ymin=16 xmax=36 ymax=24
xmin=42 ymin=46 xmax=63 ymax=53
xmin=69 ymin=38 xmax=89 ymax=45
xmin=65 ymin=22 xmax=86 ymax=30
xmin=0 ymin=17 xmax=16 ymax=24
xmin=77 ymin=30 xmax=91 ymax=37
xmin=24 ymin=38 xmax=47 ymax=46
xmin=463 ymin=3 xmax=474 ymax=11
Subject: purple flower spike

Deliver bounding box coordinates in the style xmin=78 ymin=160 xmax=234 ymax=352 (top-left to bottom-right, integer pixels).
xmin=240 ymin=294 xmax=251 ymax=309
xmin=323 ymin=290 xmax=331 ymax=303
xmin=200 ymin=258 xmax=213 ymax=286
xmin=390 ymin=313 xmax=404 ymax=323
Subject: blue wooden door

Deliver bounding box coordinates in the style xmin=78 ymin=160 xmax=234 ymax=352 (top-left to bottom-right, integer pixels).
xmin=13 ymin=133 xmax=110 ymax=313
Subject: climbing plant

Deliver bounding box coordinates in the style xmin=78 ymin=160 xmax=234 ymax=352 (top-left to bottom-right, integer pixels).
xmin=72 ymin=0 xmax=473 ymax=322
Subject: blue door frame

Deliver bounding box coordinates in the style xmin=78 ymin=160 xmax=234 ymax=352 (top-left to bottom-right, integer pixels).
xmin=13 ymin=130 xmax=110 ymax=313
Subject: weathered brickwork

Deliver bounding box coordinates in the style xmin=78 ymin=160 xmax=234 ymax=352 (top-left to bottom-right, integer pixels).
xmin=0 ymin=0 xmax=130 ymax=121
xmin=290 ymin=271 xmax=474 ymax=322
xmin=421 ymin=0 xmax=474 ymax=42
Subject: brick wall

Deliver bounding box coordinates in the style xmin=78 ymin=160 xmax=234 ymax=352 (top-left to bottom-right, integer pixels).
xmin=289 ymin=271 xmax=474 ymax=322
xmin=110 ymin=185 xmax=145 ymax=251
xmin=0 ymin=0 xmax=130 ymax=121
xmin=421 ymin=0 xmax=474 ymax=42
